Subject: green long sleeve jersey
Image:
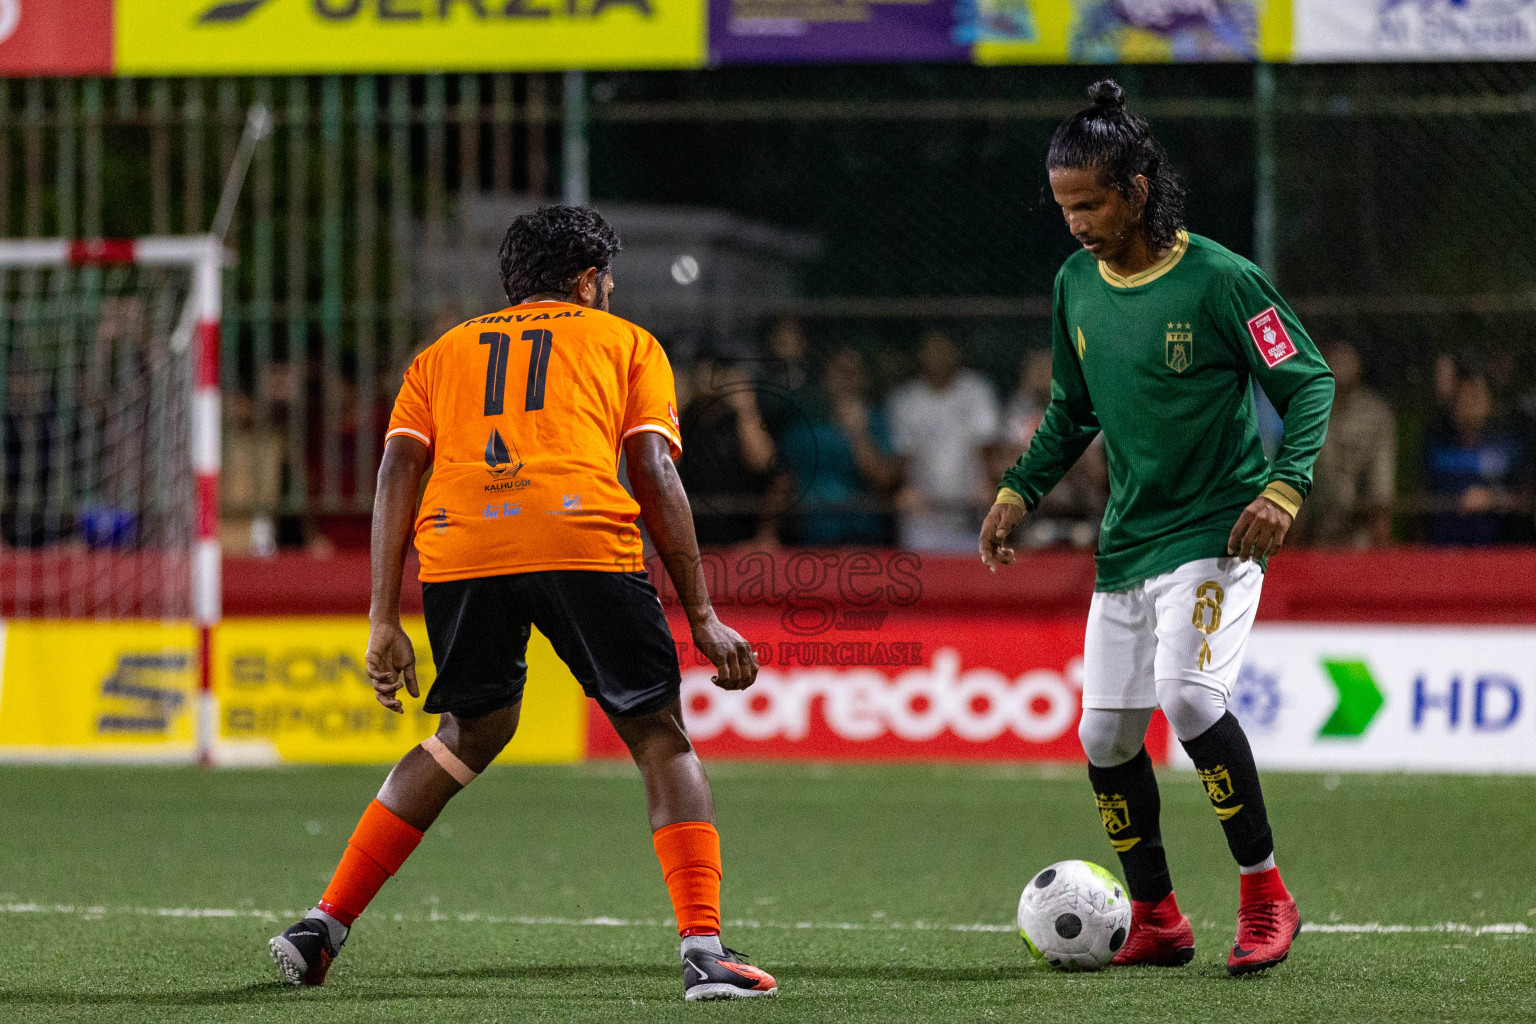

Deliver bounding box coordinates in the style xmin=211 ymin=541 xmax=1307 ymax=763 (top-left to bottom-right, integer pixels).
xmin=1001 ymin=231 xmax=1335 ymax=592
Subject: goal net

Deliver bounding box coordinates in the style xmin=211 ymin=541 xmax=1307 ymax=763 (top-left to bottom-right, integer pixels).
xmin=0 ymin=237 xmax=223 ymax=761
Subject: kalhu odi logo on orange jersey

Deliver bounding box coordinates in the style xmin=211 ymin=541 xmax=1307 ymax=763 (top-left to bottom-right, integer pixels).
xmin=484 ymin=428 xmax=529 ymax=492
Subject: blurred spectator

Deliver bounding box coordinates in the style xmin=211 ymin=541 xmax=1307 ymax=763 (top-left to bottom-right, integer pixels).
xmin=222 ymin=390 xmax=283 ymax=557
xmin=779 ymin=347 xmax=901 ymax=545
xmin=1421 ymin=373 xmax=1530 ymax=545
xmin=2 ymin=351 xmax=59 ymax=547
xmin=994 ymin=348 xmax=1108 ymax=549
xmin=678 ymin=361 xmax=778 ymax=547
xmin=1292 ymin=341 xmax=1395 ymax=548
xmin=760 ymin=316 xmax=813 ymax=438
xmin=888 ymin=329 xmax=999 ymax=552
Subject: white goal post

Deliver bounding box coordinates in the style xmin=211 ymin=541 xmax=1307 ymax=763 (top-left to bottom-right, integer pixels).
xmin=0 ymin=235 xmax=224 ymax=763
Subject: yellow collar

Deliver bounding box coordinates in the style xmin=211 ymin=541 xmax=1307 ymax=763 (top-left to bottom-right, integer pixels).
xmin=1098 ymin=230 xmax=1189 ymax=289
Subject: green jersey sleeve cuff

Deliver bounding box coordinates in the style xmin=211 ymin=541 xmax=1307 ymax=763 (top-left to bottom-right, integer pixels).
xmin=1260 ymin=480 xmax=1304 ymax=519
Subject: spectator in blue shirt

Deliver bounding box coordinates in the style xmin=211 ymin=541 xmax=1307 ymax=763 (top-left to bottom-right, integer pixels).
xmin=1422 ymin=372 xmax=1530 ymax=545
xmin=778 ymin=347 xmax=901 ymax=546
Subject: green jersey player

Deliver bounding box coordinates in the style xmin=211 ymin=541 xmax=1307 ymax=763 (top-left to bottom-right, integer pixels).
xmin=980 ymin=80 xmax=1334 ymax=975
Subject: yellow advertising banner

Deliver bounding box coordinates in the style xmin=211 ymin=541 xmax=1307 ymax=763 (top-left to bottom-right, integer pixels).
xmin=116 ymin=0 xmax=707 ymax=75
xmin=0 ymin=621 xmax=198 ymax=759
xmin=213 ymin=615 xmax=587 ymax=764
xmin=971 ymin=0 xmax=1292 ymax=65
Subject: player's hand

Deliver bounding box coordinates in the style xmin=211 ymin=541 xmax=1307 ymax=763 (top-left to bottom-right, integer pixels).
xmin=979 ymin=502 xmax=1025 ymax=572
xmin=690 ymin=612 xmax=759 ymax=691
xmin=366 ymin=620 xmax=419 ymax=714
xmin=1227 ymin=496 xmax=1293 ymax=562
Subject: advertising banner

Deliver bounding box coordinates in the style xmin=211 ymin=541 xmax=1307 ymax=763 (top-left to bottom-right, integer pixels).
xmin=1173 ymin=625 xmax=1536 ymax=773
xmin=0 ymin=0 xmax=113 ymax=76
xmin=587 ymin=608 xmax=1171 ymax=761
xmin=0 ymin=620 xmax=197 ymax=760
xmin=1294 ymin=0 xmax=1536 ymax=61
xmin=710 ymin=0 xmax=967 ymax=64
xmin=970 ymin=0 xmax=1293 ymax=65
xmin=213 ymin=615 xmax=587 ymax=764
xmin=116 ymin=0 xmax=708 ymax=75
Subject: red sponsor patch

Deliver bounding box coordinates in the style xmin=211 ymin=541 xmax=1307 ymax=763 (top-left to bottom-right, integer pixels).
xmin=1246 ymin=307 xmax=1298 ymax=369
xmin=668 ymin=401 xmax=680 ymax=430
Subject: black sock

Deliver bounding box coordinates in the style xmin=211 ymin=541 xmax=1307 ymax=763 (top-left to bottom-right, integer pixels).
xmin=1180 ymin=711 xmax=1274 ymax=867
xmin=1087 ymin=747 xmax=1172 ymax=904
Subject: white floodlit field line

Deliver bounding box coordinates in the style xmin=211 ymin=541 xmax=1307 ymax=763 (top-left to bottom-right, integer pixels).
xmin=1 ymin=902 xmax=1531 ymax=937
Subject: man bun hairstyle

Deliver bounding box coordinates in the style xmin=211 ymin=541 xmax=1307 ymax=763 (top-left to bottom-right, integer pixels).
xmin=1047 ymin=78 xmax=1187 ymax=252
xmin=498 ymin=204 xmax=622 ymax=305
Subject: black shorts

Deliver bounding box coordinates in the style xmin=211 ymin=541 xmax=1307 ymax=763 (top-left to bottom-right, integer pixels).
xmin=421 ymin=569 xmax=681 ymax=720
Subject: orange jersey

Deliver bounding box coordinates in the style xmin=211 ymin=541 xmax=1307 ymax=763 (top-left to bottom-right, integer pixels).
xmin=386 ymin=301 xmax=682 ymax=581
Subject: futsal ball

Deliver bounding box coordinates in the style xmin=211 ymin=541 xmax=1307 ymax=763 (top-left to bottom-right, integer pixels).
xmin=1017 ymin=859 xmax=1131 ymax=971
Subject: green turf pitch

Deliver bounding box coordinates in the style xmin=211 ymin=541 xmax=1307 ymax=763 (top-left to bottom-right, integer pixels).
xmin=0 ymin=763 xmax=1531 ymax=1023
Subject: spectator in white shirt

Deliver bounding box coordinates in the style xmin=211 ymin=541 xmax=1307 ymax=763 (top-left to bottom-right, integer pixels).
xmin=887 ymin=329 xmax=1000 ymax=552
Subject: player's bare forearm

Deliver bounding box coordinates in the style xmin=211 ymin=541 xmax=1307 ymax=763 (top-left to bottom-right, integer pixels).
xmin=624 ymin=430 xmax=757 ymax=690
xmin=369 ymin=436 xmax=429 ymax=625
xmin=625 ymin=431 xmax=713 ymax=625
xmin=366 ymin=436 xmax=429 ymax=712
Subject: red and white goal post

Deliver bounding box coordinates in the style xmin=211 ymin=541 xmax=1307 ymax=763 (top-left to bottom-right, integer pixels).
xmin=0 ymin=236 xmax=224 ymax=763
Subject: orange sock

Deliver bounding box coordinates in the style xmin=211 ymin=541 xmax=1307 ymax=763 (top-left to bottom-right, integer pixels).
xmin=652 ymin=821 xmax=722 ymax=936
xmin=317 ymin=800 xmax=424 ymax=926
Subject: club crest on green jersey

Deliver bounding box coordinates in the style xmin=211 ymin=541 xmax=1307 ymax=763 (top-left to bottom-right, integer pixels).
xmin=1165 ymin=323 xmax=1193 ymax=373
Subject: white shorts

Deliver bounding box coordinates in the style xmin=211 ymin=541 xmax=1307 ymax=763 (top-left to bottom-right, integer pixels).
xmin=1081 ymin=556 xmax=1263 ymax=710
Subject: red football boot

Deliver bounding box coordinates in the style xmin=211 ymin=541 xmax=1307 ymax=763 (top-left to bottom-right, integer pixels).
xmin=1110 ymin=891 xmax=1195 ymax=967
xmin=1228 ymin=867 xmax=1301 ymax=976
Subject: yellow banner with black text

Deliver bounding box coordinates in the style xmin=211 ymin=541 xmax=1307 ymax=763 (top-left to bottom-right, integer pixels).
xmin=0 ymin=617 xmax=586 ymax=764
xmin=115 ymin=0 xmax=707 ymax=74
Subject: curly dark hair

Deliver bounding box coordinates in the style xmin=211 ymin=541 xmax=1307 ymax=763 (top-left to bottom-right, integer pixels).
xmin=497 ymin=205 xmax=622 ymax=305
xmin=1046 ymin=79 xmax=1188 ymax=253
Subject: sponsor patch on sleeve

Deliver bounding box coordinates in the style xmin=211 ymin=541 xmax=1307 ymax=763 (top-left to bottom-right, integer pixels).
xmin=1246 ymin=307 xmax=1298 ymax=369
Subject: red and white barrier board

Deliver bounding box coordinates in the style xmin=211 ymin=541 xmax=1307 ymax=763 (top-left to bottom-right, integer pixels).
xmin=587 ymin=611 xmax=1170 ymax=762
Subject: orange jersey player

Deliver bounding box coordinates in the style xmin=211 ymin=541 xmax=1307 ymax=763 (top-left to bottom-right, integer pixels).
xmin=388 ymin=297 xmax=682 ymax=579
xmin=269 ymin=205 xmax=777 ymax=1002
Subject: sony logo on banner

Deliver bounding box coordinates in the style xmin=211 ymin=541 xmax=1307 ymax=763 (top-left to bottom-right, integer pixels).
xmin=198 ymin=0 xmax=654 ymax=24
xmin=1411 ymin=674 xmax=1523 ymax=733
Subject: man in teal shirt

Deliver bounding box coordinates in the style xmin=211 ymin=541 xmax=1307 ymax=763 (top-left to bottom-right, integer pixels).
xmin=980 ymin=80 xmax=1333 ymax=976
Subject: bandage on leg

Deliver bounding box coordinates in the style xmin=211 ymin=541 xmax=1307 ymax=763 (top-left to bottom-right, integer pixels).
xmin=422 ymin=733 xmax=479 ymax=786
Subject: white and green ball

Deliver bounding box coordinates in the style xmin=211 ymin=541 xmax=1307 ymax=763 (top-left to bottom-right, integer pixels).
xmin=1017 ymin=859 xmax=1132 ymax=971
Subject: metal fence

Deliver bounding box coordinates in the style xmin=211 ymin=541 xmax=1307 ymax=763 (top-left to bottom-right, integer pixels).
xmin=0 ymin=64 xmax=1532 ymax=538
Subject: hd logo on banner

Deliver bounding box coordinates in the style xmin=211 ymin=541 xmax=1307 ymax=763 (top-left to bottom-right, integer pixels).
xmin=1172 ymin=625 xmax=1536 ymax=773
xmin=116 ymin=0 xmax=707 ymax=74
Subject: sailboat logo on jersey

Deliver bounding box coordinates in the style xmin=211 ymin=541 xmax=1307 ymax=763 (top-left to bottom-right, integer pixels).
xmin=1165 ymin=323 xmax=1193 ymax=373
xmin=484 ymin=429 xmax=529 ymax=492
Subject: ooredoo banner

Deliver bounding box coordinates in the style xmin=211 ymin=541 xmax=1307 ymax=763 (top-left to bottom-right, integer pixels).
xmin=1173 ymin=625 xmax=1536 ymax=773
xmin=587 ymin=609 xmax=1173 ymax=761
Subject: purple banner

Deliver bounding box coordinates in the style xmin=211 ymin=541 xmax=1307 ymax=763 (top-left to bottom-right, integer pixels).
xmin=710 ymin=0 xmax=969 ymax=64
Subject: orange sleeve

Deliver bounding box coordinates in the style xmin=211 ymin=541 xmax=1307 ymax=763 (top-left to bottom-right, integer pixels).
xmin=385 ymin=351 xmax=434 ymax=451
xmin=620 ymin=330 xmax=682 ymax=459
